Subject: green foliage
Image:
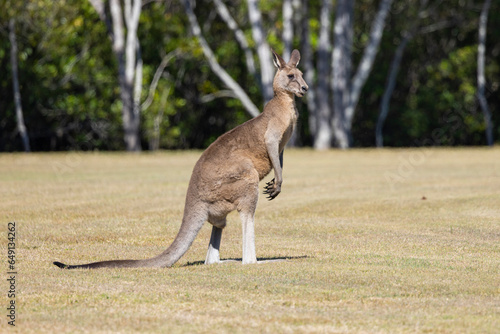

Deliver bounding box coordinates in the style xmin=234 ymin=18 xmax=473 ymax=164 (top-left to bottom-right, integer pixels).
xmin=0 ymin=0 xmax=498 ymax=150
xmin=1 ymin=0 xmax=121 ymax=150
xmin=355 ymin=0 xmax=499 ymax=147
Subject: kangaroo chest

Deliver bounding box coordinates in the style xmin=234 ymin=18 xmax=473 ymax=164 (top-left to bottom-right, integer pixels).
xmin=279 ymin=105 xmax=298 ymax=152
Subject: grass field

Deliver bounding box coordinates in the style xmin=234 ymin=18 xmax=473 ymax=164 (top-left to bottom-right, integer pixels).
xmin=1 ymin=148 xmax=499 ymax=333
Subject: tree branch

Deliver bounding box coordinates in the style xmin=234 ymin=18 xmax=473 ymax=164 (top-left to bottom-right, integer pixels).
xmin=182 ymin=0 xmax=260 ymax=118
xmin=345 ymin=0 xmax=393 ymax=128
xmin=375 ymin=32 xmax=411 ymax=147
xmin=88 ymin=0 xmax=114 ymax=46
xmin=200 ymin=90 xmax=237 ymax=103
xmin=141 ymin=50 xmax=180 ymax=111
xmin=88 ymin=0 xmax=106 ymax=21
xmin=376 ymin=0 xmax=459 ymax=147
xmin=212 ymin=0 xmax=257 ymax=79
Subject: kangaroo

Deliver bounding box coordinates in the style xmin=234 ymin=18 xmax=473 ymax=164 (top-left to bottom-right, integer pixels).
xmin=53 ymin=49 xmax=308 ymax=269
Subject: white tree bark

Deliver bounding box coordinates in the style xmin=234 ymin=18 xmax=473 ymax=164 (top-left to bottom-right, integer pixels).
xmin=183 ymin=0 xmax=260 ymax=118
xmin=246 ymin=0 xmax=274 ymax=103
xmin=344 ymin=0 xmax=393 ymax=129
xmin=133 ymin=43 xmax=143 ymax=123
xmin=477 ymin=0 xmax=493 ymax=146
xmin=283 ymin=0 xmax=298 ymax=146
xmin=109 ymin=0 xmax=125 ymax=51
xmin=88 ymin=0 xmax=106 ymax=21
xmin=124 ymin=0 xmax=141 ymax=96
xmin=91 ymin=0 xmax=142 ymax=151
xmin=314 ymin=0 xmax=333 ymax=150
xmin=300 ymin=0 xmax=317 ymax=144
xmin=122 ymin=0 xmax=142 ymax=151
xmin=332 ymin=0 xmax=392 ymax=148
xmin=331 ymin=0 xmax=353 ymax=149
xmin=9 ymin=18 xmax=31 ymax=152
xmin=282 ymin=0 xmax=294 ymax=60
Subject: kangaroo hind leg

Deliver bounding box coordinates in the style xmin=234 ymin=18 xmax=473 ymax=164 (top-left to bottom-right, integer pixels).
xmin=238 ymin=180 xmax=259 ymax=265
xmin=205 ymin=225 xmax=223 ymax=264
xmin=240 ymin=209 xmax=257 ymax=264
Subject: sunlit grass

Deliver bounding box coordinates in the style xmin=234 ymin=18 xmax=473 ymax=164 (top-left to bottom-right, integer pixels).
xmin=1 ymin=148 xmax=499 ymax=333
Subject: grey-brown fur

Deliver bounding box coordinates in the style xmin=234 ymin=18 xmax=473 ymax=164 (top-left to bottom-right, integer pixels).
xmin=53 ymin=49 xmax=308 ymax=269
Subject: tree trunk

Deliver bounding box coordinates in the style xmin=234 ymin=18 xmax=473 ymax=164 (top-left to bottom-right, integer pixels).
xmin=300 ymin=0 xmax=317 ymax=145
xmin=314 ymin=0 xmax=333 ymax=150
xmin=376 ymin=32 xmax=412 ymax=147
xmin=282 ymin=0 xmax=293 ymax=60
xmin=477 ymin=0 xmax=493 ymax=146
xmin=283 ymin=0 xmax=300 ymax=146
xmin=133 ymin=40 xmax=143 ymax=138
xmin=247 ymin=0 xmax=274 ymax=103
xmin=331 ymin=0 xmax=353 ymax=149
xmin=331 ymin=0 xmax=392 ymax=148
xmin=345 ymin=0 xmax=393 ymax=131
xmin=91 ymin=0 xmax=142 ymax=151
xmin=183 ymin=0 xmax=260 ymax=118
xmin=122 ymin=0 xmax=142 ymax=151
xmin=9 ymin=18 xmax=30 ymax=152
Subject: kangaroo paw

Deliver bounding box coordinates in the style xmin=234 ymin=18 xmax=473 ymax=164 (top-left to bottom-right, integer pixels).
xmin=263 ymin=178 xmax=280 ymax=200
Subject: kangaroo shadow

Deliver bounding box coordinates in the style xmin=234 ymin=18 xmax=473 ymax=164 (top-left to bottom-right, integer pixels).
xmin=184 ymin=255 xmax=310 ymax=267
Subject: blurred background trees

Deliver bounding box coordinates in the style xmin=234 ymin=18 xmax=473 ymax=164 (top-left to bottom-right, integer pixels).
xmin=0 ymin=0 xmax=498 ymax=151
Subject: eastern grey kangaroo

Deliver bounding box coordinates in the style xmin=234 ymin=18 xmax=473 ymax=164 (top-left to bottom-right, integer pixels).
xmin=54 ymin=49 xmax=308 ymax=269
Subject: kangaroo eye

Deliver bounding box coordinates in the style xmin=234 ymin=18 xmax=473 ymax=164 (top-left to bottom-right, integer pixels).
xmin=287 ymin=74 xmax=294 ymax=79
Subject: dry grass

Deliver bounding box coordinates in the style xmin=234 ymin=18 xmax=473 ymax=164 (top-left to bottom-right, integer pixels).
xmin=1 ymin=148 xmax=499 ymax=333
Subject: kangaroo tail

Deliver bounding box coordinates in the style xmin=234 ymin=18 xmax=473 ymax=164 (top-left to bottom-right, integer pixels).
xmin=53 ymin=259 xmax=142 ymax=269
xmin=53 ymin=201 xmax=207 ymax=269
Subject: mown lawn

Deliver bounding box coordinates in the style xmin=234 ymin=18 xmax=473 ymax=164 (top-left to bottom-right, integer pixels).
xmin=1 ymin=148 xmax=499 ymax=333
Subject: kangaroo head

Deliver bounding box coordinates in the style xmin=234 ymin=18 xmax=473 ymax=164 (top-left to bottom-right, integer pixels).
xmin=272 ymin=49 xmax=308 ymax=98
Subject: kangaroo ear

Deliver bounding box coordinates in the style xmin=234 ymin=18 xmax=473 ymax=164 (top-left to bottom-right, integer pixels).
xmin=288 ymin=49 xmax=300 ymax=67
xmin=272 ymin=49 xmax=287 ymax=70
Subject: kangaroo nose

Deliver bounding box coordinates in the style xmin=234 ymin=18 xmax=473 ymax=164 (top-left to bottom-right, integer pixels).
xmin=301 ymin=85 xmax=308 ymax=92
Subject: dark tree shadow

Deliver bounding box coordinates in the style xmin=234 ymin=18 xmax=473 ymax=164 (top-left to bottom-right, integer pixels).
xmin=183 ymin=255 xmax=310 ymax=267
